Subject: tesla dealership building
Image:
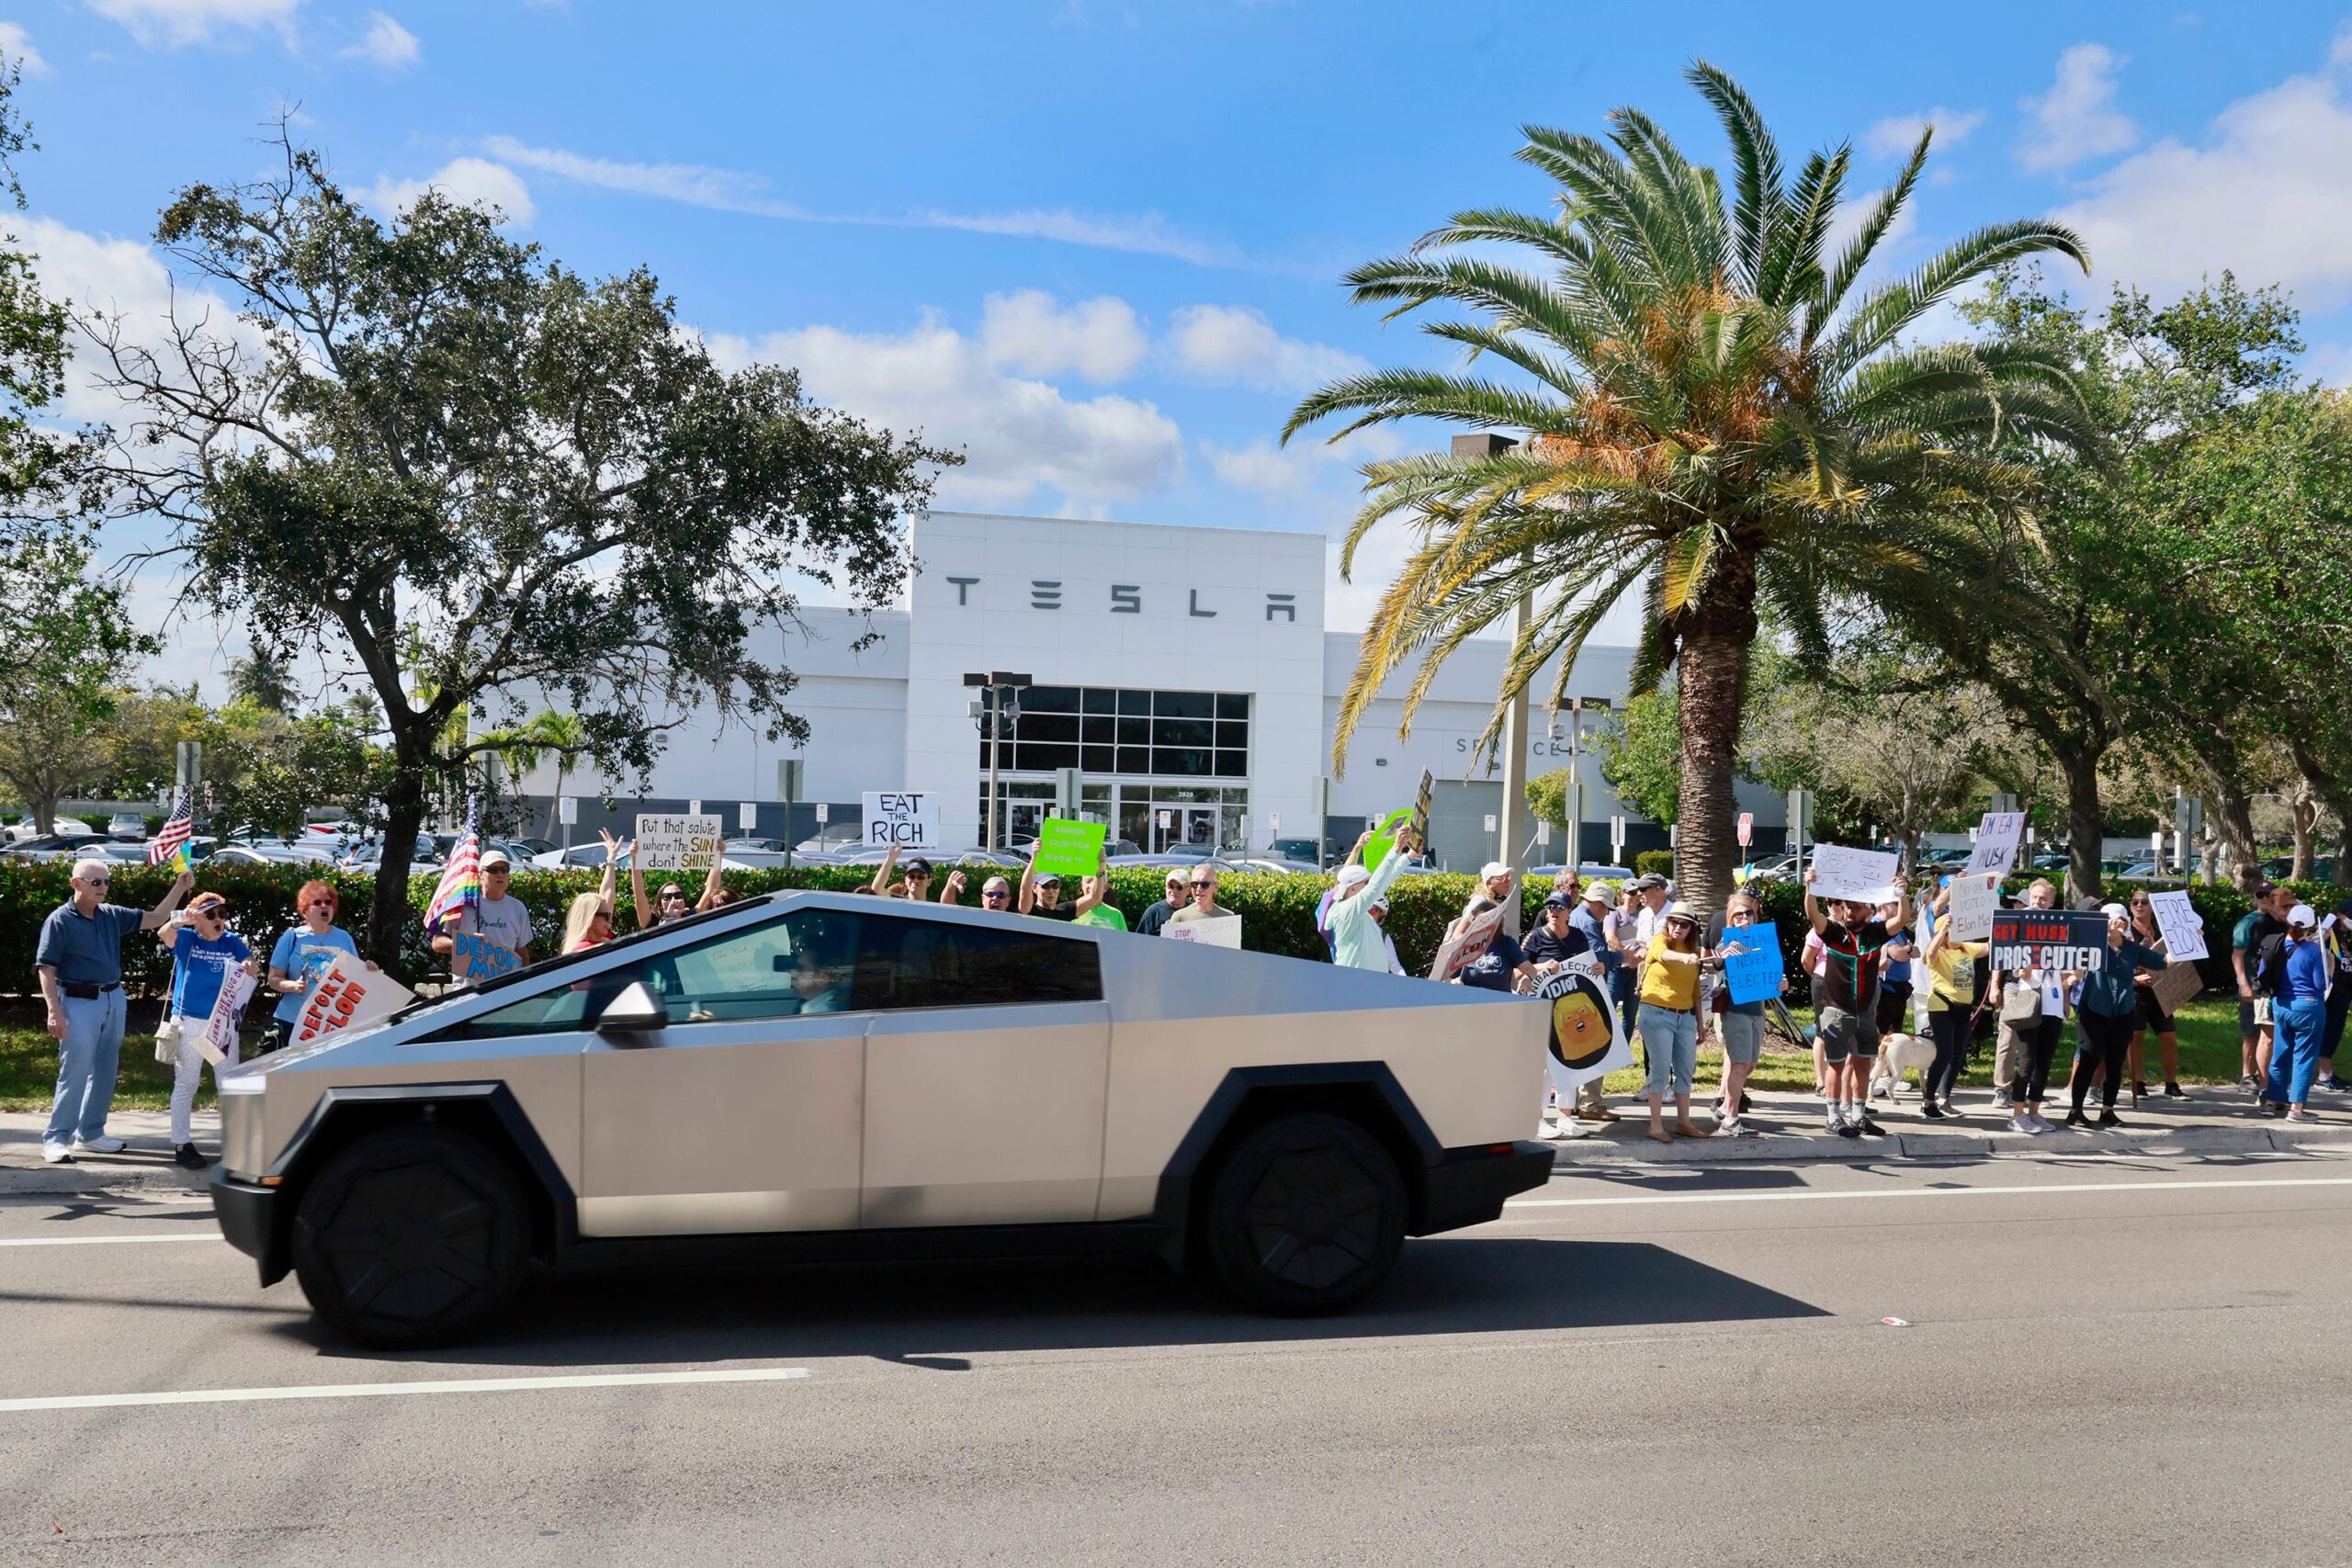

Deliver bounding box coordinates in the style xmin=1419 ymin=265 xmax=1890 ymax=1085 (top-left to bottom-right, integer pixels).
xmin=524 ymin=511 xmax=1787 ymax=869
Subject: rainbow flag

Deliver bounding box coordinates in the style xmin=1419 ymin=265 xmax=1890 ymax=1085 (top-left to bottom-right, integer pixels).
xmin=422 ymin=795 xmax=483 ymax=932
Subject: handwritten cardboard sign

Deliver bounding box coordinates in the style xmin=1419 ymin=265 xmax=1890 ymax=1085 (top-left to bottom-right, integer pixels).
xmin=1719 ymin=920 xmax=1785 ymax=1006
xmin=451 ymin=930 xmax=521 ymax=984
xmin=1159 ymin=913 xmax=1242 ymax=948
xmin=292 ymin=953 xmax=413 ymax=1045
xmin=1965 ymin=812 xmax=2027 ymax=877
xmin=196 ymin=966 xmax=255 ymax=1066
xmin=635 ymin=813 xmax=723 ymax=872
xmin=2150 ymin=958 xmax=2203 ymax=1015
xmin=1430 ymin=902 xmax=1508 ymax=982
xmin=1809 ymin=843 xmax=1900 ymax=903
xmin=2147 ymin=889 xmax=2209 ymax=963
xmin=1947 ymin=872 xmax=2001 ymax=943
xmin=861 ymin=791 xmax=939 ymax=850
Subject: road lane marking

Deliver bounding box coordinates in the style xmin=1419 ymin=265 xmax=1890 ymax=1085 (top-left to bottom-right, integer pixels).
xmin=0 ymin=1232 xmax=221 ymax=1247
xmin=1505 ymin=1176 xmax=2352 ymax=1210
xmin=0 ymin=1367 xmax=810 ymax=1413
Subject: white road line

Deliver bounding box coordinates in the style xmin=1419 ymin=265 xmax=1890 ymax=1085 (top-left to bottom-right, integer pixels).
xmin=1505 ymin=1175 xmax=2352 ymax=1210
xmin=0 ymin=1367 xmax=810 ymax=1414
xmin=0 ymin=1231 xmax=220 ymax=1247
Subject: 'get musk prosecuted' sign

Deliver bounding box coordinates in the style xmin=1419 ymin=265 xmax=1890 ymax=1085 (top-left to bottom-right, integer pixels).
xmin=1989 ymin=910 xmax=2109 ymax=974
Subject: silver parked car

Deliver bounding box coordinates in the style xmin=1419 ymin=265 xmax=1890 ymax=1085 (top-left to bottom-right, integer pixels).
xmin=209 ymin=890 xmax=1553 ymax=1346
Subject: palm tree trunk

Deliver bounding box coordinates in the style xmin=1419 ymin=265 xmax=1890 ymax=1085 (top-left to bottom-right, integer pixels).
xmin=1672 ymin=550 xmax=1759 ymax=915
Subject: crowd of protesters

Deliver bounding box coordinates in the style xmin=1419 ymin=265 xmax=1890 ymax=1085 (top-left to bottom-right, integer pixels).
xmin=30 ymin=816 xmax=2350 ymax=1168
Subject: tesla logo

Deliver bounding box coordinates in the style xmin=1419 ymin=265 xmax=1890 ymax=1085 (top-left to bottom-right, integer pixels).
xmin=939 ymin=576 xmax=1305 ymax=622
xmin=1031 ymin=580 xmax=1063 ymax=609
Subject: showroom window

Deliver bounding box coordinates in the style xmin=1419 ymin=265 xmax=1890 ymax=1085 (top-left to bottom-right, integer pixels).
xmin=978 ymin=686 xmax=1250 ymax=779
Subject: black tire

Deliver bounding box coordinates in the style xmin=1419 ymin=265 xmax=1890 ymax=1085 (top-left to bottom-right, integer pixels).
xmin=291 ymin=1124 xmax=530 ymax=1348
xmin=1203 ymin=1112 xmax=1407 ymax=1316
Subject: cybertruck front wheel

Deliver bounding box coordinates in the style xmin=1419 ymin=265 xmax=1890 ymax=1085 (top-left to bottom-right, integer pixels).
xmin=1204 ymin=1112 xmax=1407 ymax=1315
xmin=291 ymin=1125 xmax=529 ymax=1348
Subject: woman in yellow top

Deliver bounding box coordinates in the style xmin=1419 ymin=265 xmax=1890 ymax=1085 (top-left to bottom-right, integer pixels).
xmin=1637 ymin=902 xmax=1706 ymax=1145
xmin=1920 ymin=884 xmax=1986 ymax=1120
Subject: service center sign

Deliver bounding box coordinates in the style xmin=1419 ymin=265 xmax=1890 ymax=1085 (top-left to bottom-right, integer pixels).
xmin=861 ymin=791 xmax=938 ymax=850
xmin=1990 ymin=910 xmax=2109 ymax=975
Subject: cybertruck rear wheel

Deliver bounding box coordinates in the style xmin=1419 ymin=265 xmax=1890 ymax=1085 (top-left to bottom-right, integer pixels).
xmin=1204 ymin=1112 xmax=1407 ymax=1315
xmin=291 ymin=1125 xmax=529 ymax=1348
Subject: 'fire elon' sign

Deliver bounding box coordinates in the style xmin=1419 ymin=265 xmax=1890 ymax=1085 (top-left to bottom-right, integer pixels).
xmin=1989 ymin=910 xmax=2111 ymax=974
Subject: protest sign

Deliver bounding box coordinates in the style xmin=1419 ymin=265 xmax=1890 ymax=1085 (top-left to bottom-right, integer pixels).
xmin=861 ymin=790 xmax=939 ymax=850
xmin=1719 ymin=921 xmax=1784 ymax=1006
xmin=1430 ymin=902 xmax=1508 ymax=983
xmin=1990 ymin=910 xmax=2109 ymax=975
xmin=2147 ymin=889 xmax=2209 ymax=962
xmin=1965 ymin=812 xmax=2027 ymax=877
xmin=1160 ymin=913 xmax=1242 ymax=948
xmin=1363 ymin=807 xmax=1413 ymax=873
xmin=1809 ymin=843 xmax=1899 ymax=903
xmin=636 ymin=813 xmax=723 ymax=871
xmin=1538 ymin=954 xmax=1633 ymax=1099
xmin=451 ymin=930 xmax=522 ymax=984
xmin=1947 ymin=872 xmax=2001 ymax=943
xmin=197 ymin=966 xmax=255 ymax=1066
xmin=1032 ymin=817 xmax=1106 ymax=878
xmin=292 ymin=953 xmax=413 ymax=1046
xmin=2151 ymin=959 xmax=2203 ymax=1016
xmin=1409 ymin=769 xmax=1433 ymax=852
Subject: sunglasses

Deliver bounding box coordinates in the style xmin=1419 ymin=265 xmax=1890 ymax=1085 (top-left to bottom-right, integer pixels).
xmin=1190 ymin=881 xmax=1216 ymax=890
xmin=982 ymin=890 xmax=1010 ymax=901
xmin=660 ymin=889 xmax=688 ymax=901
xmin=80 ymin=876 xmax=109 ymax=887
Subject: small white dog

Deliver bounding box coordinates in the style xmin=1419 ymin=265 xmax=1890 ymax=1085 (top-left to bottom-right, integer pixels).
xmin=1869 ymin=1032 xmax=1939 ymax=1101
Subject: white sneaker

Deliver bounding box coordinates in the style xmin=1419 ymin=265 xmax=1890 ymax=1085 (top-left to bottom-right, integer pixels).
xmin=70 ymin=1134 xmax=126 ymax=1155
xmin=40 ymin=1142 xmax=73 ymax=1165
xmin=2007 ymin=1113 xmax=2034 ymax=1134
xmin=2027 ymin=1112 xmax=2055 ymax=1134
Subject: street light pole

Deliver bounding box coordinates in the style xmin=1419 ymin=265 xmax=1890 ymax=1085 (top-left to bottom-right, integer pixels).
xmin=965 ymin=671 xmax=1032 ymax=853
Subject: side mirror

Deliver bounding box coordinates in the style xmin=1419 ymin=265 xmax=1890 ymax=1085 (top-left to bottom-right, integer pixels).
xmin=594 ymin=980 xmax=669 ymax=1038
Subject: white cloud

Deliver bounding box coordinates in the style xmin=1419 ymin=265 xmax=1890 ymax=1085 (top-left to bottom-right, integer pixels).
xmin=2053 ymin=38 xmax=2352 ymax=309
xmin=1202 ymin=429 xmax=1400 ymax=500
xmin=341 ymin=9 xmax=416 ymax=68
xmin=1862 ymin=106 xmax=1984 ymax=161
xmin=978 ymin=290 xmax=1146 ymax=384
xmin=18 ymin=216 xmax=232 ymax=424
xmin=481 ymin=134 xmax=1245 ymax=266
xmin=84 ymin=0 xmax=303 ymax=49
xmin=703 ymin=312 xmax=1182 ymax=509
xmin=365 ymin=157 xmax=533 ymax=226
xmin=0 ymin=22 xmax=51 ymax=73
xmin=2018 ymin=42 xmax=2138 ymax=174
xmin=1165 ymin=303 xmax=1367 ymax=390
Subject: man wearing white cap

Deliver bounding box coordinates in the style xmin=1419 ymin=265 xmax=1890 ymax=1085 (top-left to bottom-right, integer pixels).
xmin=1317 ymin=862 xmax=1373 ymax=956
xmin=1331 ymin=826 xmax=1420 ymax=971
xmin=2265 ymin=903 xmax=2332 ymax=1122
xmin=2064 ymin=902 xmax=2167 ymax=1129
xmin=429 ymin=847 xmax=535 ymax=986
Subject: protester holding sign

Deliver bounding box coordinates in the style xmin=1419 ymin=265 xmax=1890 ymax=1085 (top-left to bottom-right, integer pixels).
xmin=1706 ymin=891 xmax=1784 ymax=1139
xmin=266 ymin=881 xmax=375 ymax=1054
xmin=1526 ymin=894 xmax=1611 ymax=1127
xmin=632 ymin=843 xmax=723 ymax=930
xmin=561 ymin=832 xmax=629 ymax=953
xmin=1168 ymin=863 xmax=1234 ymax=928
xmin=1920 ymin=887 xmax=1986 ymax=1121
xmin=2265 ymin=905 xmax=2331 ymax=1122
xmin=2064 ymin=904 xmax=2167 ymax=1129
xmin=1989 ymin=889 xmax=2079 ymax=1134
xmin=1803 ymin=865 xmax=1908 ymax=1139
xmin=1449 ymin=898 xmax=1531 ymax=993
xmin=429 ymin=850 xmax=534 ymax=985
xmin=1332 ymin=825 xmax=1419 ymax=971
xmin=154 ymin=891 xmax=259 ymax=1169
xmin=1021 ymin=845 xmax=1111 ymax=923
xmin=1637 ymin=902 xmax=1707 ymax=1144
xmin=2126 ymin=893 xmax=2188 ymax=1100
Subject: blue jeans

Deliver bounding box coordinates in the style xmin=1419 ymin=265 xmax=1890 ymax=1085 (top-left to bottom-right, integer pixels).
xmin=1638 ymin=1003 xmax=1698 ymax=1099
xmin=45 ymin=990 xmax=126 ymax=1148
xmin=2269 ymin=997 xmax=2324 ymax=1105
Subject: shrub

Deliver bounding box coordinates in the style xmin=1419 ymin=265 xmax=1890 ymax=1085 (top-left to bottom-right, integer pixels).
xmin=1634 ymin=849 xmax=1675 ymax=880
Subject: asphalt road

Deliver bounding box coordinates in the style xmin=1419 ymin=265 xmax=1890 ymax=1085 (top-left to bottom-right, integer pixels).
xmin=5 ymin=1152 xmax=2351 ymax=1566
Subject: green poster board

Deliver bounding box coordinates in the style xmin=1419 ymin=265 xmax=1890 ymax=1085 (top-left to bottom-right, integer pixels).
xmin=1033 ymin=817 xmax=1107 ymax=878
xmin=1363 ymin=807 xmax=1413 ymax=873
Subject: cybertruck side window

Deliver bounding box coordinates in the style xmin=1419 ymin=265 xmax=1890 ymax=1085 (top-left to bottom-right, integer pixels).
xmin=849 ymin=912 xmax=1103 ymax=1010
xmin=434 ymin=909 xmax=862 ymax=1038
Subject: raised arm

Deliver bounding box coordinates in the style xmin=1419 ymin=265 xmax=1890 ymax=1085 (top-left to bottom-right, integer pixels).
xmin=1017 ymin=854 xmax=1039 ymax=915
xmin=595 ymin=830 xmax=627 ymax=908
xmin=695 ymin=850 xmax=726 ymax=912
xmin=1074 ymin=851 xmax=1109 ymax=915
xmin=1802 ymin=866 xmax=1827 ymax=936
xmin=1363 ymin=828 xmax=1418 ymax=904
xmin=629 ymin=859 xmax=652 ymax=931
xmin=868 ymin=840 xmax=900 ymax=895
xmin=141 ymin=869 xmax=196 ymax=931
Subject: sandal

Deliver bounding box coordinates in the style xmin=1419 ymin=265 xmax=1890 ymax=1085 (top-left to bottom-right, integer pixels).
xmin=1646 ymin=1127 xmax=1673 ymax=1145
xmin=1673 ymin=1122 xmax=1709 ymax=1139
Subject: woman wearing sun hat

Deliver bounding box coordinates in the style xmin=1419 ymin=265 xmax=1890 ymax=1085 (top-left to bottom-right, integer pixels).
xmin=153 ymin=890 xmax=260 ymax=1168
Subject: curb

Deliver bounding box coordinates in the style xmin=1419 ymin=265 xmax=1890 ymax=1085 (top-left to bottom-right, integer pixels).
xmin=1546 ymin=1121 xmax=2352 ymax=1168
xmin=0 ymin=1166 xmax=209 ymax=1197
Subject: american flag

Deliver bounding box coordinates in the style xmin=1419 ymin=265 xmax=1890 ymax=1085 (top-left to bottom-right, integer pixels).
xmin=148 ymin=792 xmax=193 ymax=868
xmin=423 ymin=795 xmax=483 ymax=932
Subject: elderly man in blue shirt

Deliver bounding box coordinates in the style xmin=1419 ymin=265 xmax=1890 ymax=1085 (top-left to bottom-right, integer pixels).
xmin=36 ymin=856 xmax=194 ymax=1164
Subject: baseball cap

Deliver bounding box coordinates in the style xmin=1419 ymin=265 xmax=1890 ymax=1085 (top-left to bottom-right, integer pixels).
xmin=1368 ymin=895 xmax=1390 ymax=914
xmin=1543 ymin=891 xmax=1573 ymax=909
xmin=1480 ymin=861 xmax=1511 ymax=881
xmin=187 ymin=891 xmax=229 ymax=914
xmin=2099 ymin=902 xmax=2128 ymax=920
xmin=2257 ymin=880 xmax=2280 ymax=897
xmin=1036 ymin=873 xmax=1061 ymax=888
xmin=904 ymin=857 xmax=932 ymax=876
xmin=1634 ymin=873 xmax=1666 ymax=891
xmin=480 ymin=849 xmax=513 ymax=870
xmin=1336 ymin=864 xmax=1371 ymax=889
xmin=2289 ymin=903 xmax=2317 ymax=927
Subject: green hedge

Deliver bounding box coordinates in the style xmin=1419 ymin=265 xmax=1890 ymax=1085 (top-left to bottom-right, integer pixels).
xmin=1634 ymin=849 xmax=1675 ymax=880
xmin=0 ymin=859 xmax=1554 ymax=995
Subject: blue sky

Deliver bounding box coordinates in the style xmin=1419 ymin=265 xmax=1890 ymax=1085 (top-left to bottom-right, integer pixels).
xmin=16 ymin=0 xmax=2352 ymax=680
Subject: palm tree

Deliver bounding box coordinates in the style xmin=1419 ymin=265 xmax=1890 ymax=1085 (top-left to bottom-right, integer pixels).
xmin=225 ymin=645 xmax=297 ymax=714
xmin=1284 ymin=63 xmax=2101 ymax=911
xmin=498 ymin=709 xmax=589 ymax=838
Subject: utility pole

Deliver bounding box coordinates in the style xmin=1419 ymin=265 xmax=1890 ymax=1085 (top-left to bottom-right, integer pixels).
xmin=965 ymin=671 xmax=1032 ymax=852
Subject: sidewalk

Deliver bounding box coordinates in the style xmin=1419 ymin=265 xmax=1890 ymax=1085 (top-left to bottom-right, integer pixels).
xmin=0 ymin=1109 xmax=216 ymax=1195
xmin=1546 ymin=1082 xmax=2352 ymax=1166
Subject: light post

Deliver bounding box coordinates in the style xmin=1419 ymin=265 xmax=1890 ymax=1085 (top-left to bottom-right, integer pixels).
xmin=1565 ymin=694 xmax=1609 ymax=872
xmin=964 ymin=671 xmax=1032 ymax=852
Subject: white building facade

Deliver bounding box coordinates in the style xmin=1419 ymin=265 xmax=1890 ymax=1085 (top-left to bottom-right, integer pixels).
xmin=526 ymin=511 xmax=1787 ymax=868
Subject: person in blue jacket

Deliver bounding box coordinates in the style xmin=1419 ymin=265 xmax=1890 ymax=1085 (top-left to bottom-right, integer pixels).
xmin=2065 ymin=902 xmax=2167 ymax=1130
xmin=2267 ymin=904 xmax=2333 ymax=1122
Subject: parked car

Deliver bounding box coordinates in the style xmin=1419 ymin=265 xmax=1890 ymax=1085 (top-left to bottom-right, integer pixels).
xmin=1530 ymin=862 xmax=1637 ymax=886
xmin=724 ymin=837 xmax=789 ymax=854
xmin=105 ymin=812 xmax=148 ymax=840
xmin=206 ymin=888 xmax=1553 ymax=1346
xmin=1224 ymin=857 xmax=1320 ymax=874
xmin=3 ymin=831 xmax=109 ymax=861
xmin=529 ymin=841 xmax=634 ymax=871
xmin=794 ymin=825 xmax=864 ymax=854
xmin=503 ymin=837 xmax=557 ymax=859
xmin=1265 ymin=837 xmax=1325 ymax=863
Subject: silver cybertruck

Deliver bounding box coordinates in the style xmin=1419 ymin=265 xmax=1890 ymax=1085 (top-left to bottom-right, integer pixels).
xmin=209 ymin=890 xmax=1555 ymax=1346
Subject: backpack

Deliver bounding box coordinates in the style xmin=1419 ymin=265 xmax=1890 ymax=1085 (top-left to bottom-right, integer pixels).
xmin=2254 ymin=932 xmax=2292 ymax=998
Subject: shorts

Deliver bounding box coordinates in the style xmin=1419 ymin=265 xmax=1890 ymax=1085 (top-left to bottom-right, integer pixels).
xmin=1721 ymin=1008 xmax=1766 ymax=1064
xmin=1817 ymin=1005 xmax=1881 ymax=1064
xmin=2239 ymin=996 xmax=2274 ymax=1034
xmin=2135 ymin=987 xmax=2175 ymax=1035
